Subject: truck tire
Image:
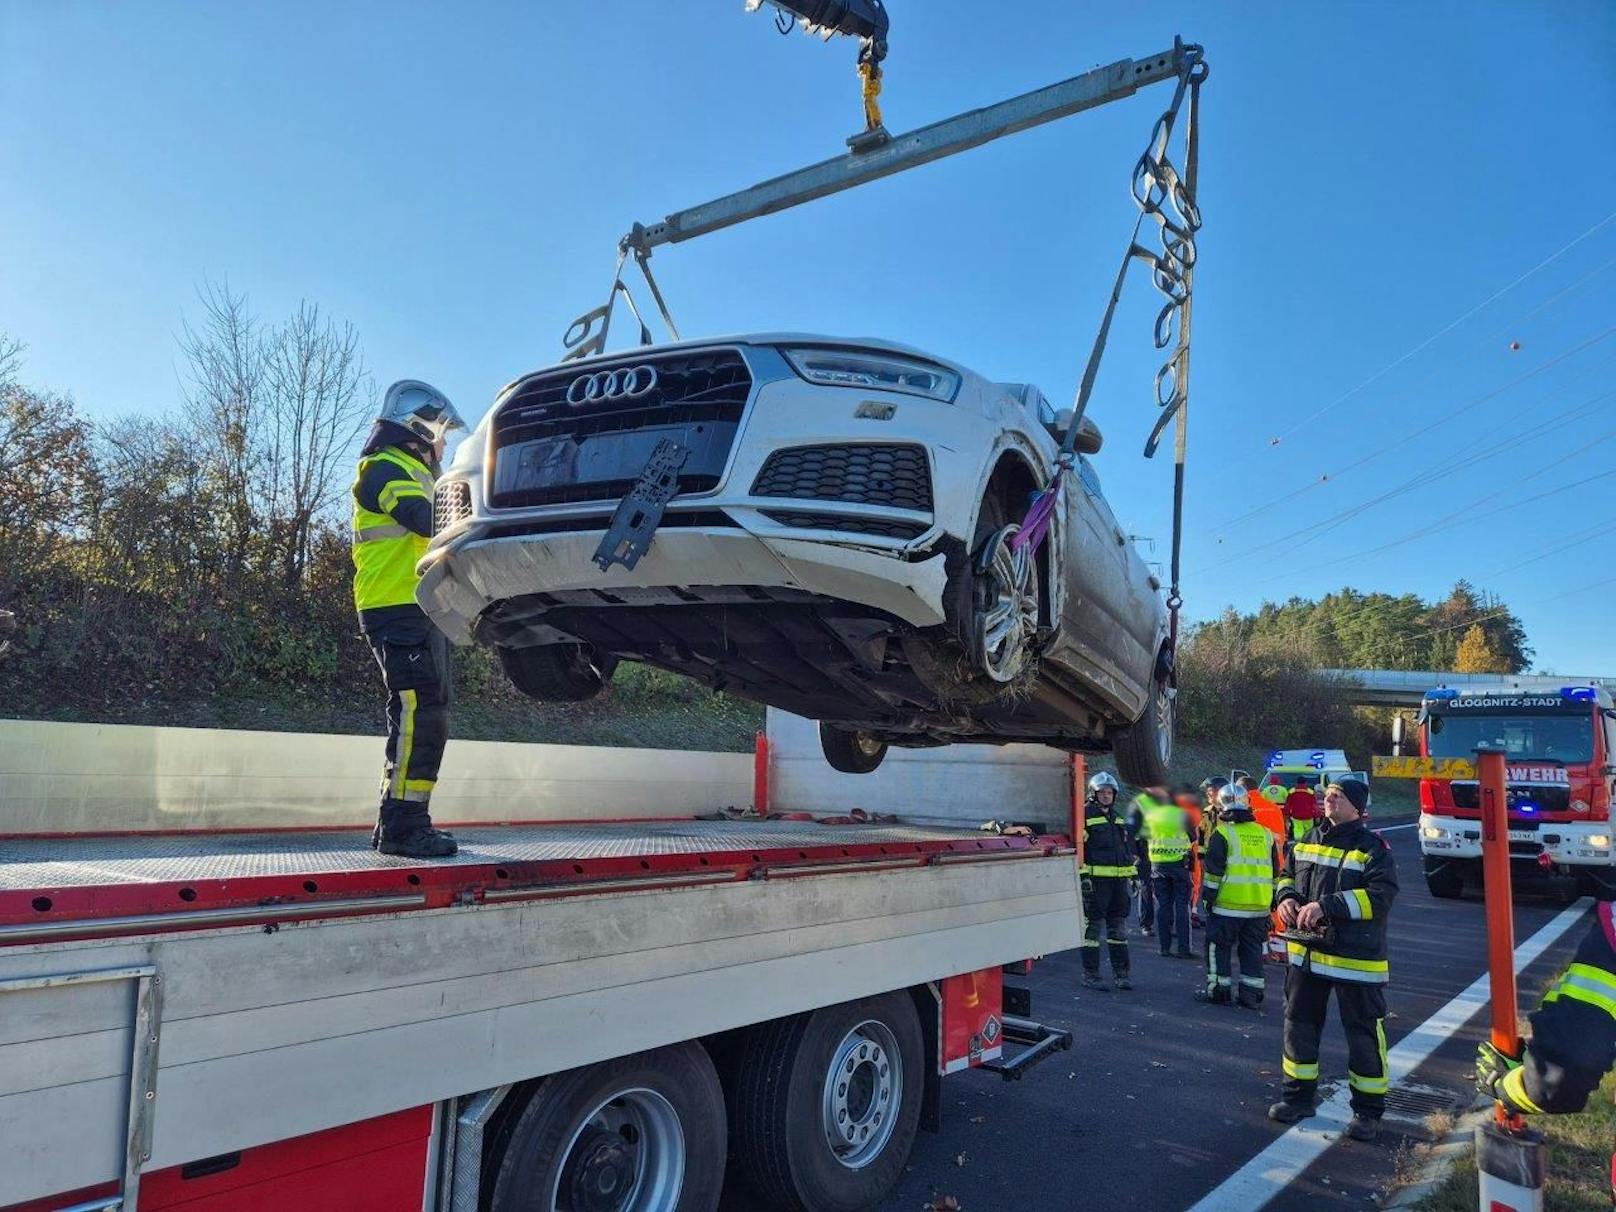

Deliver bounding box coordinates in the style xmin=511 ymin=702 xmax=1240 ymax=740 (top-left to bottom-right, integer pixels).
xmin=1423 ymin=857 xmax=1465 ymax=900
xmin=1113 ymin=648 xmax=1174 ymax=787
xmin=497 ymin=642 xmax=618 ymax=703
xmin=489 ymin=1042 xmax=725 ymax=1212
xmin=819 ymin=723 xmax=889 ymax=775
xmin=731 ymin=992 xmax=924 ymax=1212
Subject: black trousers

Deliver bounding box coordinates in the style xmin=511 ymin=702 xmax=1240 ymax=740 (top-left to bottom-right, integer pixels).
xmin=1135 ymin=858 xmax=1155 ymax=930
xmin=363 ymin=609 xmax=452 ymax=808
xmin=1204 ymin=915 xmax=1269 ymax=1003
xmin=1152 ymin=863 xmax=1193 ymax=956
xmin=1281 ymin=966 xmax=1389 ymax=1117
xmin=1082 ymin=877 xmax=1131 ymax=977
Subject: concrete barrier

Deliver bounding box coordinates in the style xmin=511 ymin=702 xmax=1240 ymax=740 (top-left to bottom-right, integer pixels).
xmin=0 ymin=719 xmax=753 ymax=835
xmin=765 ymin=708 xmax=1074 ymax=830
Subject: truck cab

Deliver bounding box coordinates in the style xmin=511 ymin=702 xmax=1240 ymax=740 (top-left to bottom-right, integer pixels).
xmin=1416 ymin=684 xmax=1616 ymax=900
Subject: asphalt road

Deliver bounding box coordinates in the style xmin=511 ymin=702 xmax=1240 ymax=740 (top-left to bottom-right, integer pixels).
xmin=877 ymin=824 xmax=1591 ymax=1212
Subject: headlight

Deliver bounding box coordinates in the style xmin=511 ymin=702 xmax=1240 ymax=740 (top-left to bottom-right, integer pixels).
xmin=1421 ymin=826 xmax=1446 ymax=841
xmin=1588 ymin=834 xmax=1610 ymax=849
xmin=782 ymin=346 xmax=961 ymax=403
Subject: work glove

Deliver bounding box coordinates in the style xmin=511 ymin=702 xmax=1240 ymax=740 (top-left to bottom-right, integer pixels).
xmin=1475 ymin=1042 xmax=1533 ymax=1114
xmin=1129 ymin=878 xmax=1140 ymax=899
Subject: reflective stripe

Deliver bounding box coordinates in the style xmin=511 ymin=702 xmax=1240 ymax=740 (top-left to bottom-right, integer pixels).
xmin=1211 ymin=906 xmax=1272 ymax=918
xmin=1544 ymin=962 xmax=1616 ymax=1018
xmin=1239 ymin=974 xmax=1266 ymax=989
xmin=1286 ymin=942 xmax=1389 ymax=983
xmin=1292 ymin=842 xmax=1367 ymax=872
xmin=1342 ymin=888 xmax=1373 ymax=921
xmin=393 ymin=689 xmax=417 ymax=800
xmin=1142 ymin=800 xmax=1191 ymax=863
xmin=353 ymin=522 xmax=411 ymax=543
xmin=1080 ymin=865 xmax=1138 ymax=878
xmin=1282 ymin=1056 xmax=1318 ymax=1081
xmin=378 ymin=480 xmax=429 ymax=511
xmin=1500 ymin=1065 xmax=1544 ymax=1114
xmin=1348 ymin=1070 xmax=1388 ymax=1095
xmin=1079 ymin=939 xmax=1100 ymax=948
xmin=1210 ymin=822 xmax=1275 ymax=914
xmin=401 ymin=777 xmax=435 ymax=804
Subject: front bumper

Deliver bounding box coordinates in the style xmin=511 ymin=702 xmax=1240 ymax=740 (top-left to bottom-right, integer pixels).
xmin=418 ymin=522 xmax=952 ymax=645
xmin=1418 ymin=812 xmax=1616 ymax=866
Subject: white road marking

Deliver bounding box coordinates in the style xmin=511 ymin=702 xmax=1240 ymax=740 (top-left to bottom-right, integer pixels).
xmin=1375 ymin=822 xmax=1418 ymax=832
xmin=1186 ymin=897 xmax=1593 ymax=1212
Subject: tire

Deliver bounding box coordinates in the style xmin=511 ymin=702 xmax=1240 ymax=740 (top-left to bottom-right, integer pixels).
xmin=731 ymin=992 xmax=924 ymax=1212
xmin=1113 ymin=648 xmax=1174 ymax=787
xmin=1423 ymin=857 xmax=1465 ymax=900
xmin=489 ymin=1042 xmax=725 ymax=1212
xmin=498 ymin=643 xmax=618 ymax=703
xmin=819 ymin=723 xmax=889 ymax=775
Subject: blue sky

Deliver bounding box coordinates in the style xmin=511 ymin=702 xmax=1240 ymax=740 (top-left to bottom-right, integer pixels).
xmin=4 ymin=1 xmax=1614 ymax=673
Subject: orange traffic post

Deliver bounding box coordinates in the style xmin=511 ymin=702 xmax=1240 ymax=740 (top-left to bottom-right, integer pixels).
xmin=1474 ymin=745 xmax=1545 ymax=1212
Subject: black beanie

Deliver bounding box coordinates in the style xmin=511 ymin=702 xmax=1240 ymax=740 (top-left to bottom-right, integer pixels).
xmin=1331 ymin=779 xmax=1370 ymax=814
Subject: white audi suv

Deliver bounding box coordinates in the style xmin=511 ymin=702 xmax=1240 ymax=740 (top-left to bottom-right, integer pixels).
xmin=419 ymin=335 xmax=1173 ymax=781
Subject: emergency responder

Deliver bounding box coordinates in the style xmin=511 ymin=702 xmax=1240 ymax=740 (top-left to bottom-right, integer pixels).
xmin=1142 ymin=781 xmax=1197 ymax=960
xmin=352 ymin=380 xmax=466 ymax=858
xmin=1241 ymin=775 xmax=1286 ymax=845
xmin=1080 ymin=772 xmax=1135 ymax=991
xmin=1284 ymin=776 xmax=1319 ymax=841
xmin=1269 ymin=778 xmax=1398 ymax=1141
xmin=1476 ymin=895 xmax=1616 ymax=1198
xmin=1196 ymin=783 xmax=1280 ymax=1008
xmin=1193 ymin=777 xmax=1227 ymax=925
xmin=1127 ymin=786 xmax=1168 ymax=937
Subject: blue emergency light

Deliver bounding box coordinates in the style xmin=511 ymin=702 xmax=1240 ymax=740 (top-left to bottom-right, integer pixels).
xmin=1515 ymin=801 xmax=1540 ymax=815
xmin=1425 ymin=688 xmax=1459 ymax=701
xmin=1561 ymin=687 xmax=1598 ymax=703
xmin=1309 ymin=751 xmax=1326 ymax=763
xmin=1268 ymin=751 xmax=1284 ymax=767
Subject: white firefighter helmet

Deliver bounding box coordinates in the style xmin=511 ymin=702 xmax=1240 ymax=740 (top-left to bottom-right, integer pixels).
xmin=1088 ymin=771 xmax=1121 ymax=799
xmin=379 ymin=380 xmax=466 ymax=447
xmin=1217 ymin=782 xmax=1249 ymax=813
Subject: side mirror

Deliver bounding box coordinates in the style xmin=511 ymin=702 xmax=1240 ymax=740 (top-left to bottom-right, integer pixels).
xmin=1046 ymin=409 xmax=1104 ymax=455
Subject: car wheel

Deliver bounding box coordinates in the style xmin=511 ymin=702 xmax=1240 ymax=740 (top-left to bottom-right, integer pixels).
xmin=1113 ymin=654 xmax=1174 ymax=786
xmin=497 ymin=643 xmax=618 ymax=702
xmin=819 ymin=723 xmax=889 ymax=774
xmin=730 ymin=993 xmax=924 ymax=1212
xmin=971 ymin=521 xmax=1040 ymax=684
xmin=488 ymin=1043 xmax=726 ymax=1212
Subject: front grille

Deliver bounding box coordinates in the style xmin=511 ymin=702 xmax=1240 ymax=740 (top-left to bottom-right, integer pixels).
xmin=751 ymin=444 xmax=932 ymax=511
xmin=433 ymin=480 xmax=472 ymax=534
xmin=763 ymin=510 xmax=927 ymax=540
xmin=1450 ymin=783 xmax=1571 ymax=813
xmin=488 ymin=349 xmax=751 ymax=509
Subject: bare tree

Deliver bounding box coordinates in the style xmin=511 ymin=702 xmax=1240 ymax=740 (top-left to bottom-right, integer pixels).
xmin=179 ymin=282 xmax=263 ymax=582
xmin=0 ymin=334 xmax=22 ymax=391
xmin=259 ymin=302 xmax=371 ymax=584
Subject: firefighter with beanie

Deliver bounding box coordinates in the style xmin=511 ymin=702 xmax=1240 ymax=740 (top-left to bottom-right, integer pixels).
xmin=1476 ymin=892 xmax=1616 ymax=1199
xmin=1080 ymin=771 xmax=1135 ymax=991
xmin=351 ymin=380 xmax=466 ymax=858
xmin=1196 ymin=781 xmax=1280 ymax=1008
xmin=1269 ymin=777 xmax=1398 ymax=1141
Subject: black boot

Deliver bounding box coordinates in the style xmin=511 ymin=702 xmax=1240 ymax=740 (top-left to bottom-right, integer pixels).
xmin=377 ymin=799 xmax=458 ymax=858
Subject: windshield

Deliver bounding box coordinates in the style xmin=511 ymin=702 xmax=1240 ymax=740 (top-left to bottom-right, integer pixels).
xmin=1427 ymin=712 xmax=1594 ymax=764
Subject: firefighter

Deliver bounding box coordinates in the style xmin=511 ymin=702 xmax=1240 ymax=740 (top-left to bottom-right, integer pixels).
xmin=1143 ymin=781 xmax=1198 ymax=960
xmin=1284 ymin=775 xmax=1319 ymax=841
xmin=1080 ymin=772 xmax=1135 ymax=990
xmin=1192 ymin=777 xmax=1227 ymax=926
xmin=352 ymin=380 xmax=466 ymax=858
xmin=1475 ymin=896 xmax=1616 ymax=1199
xmin=1196 ymin=783 xmax=1280 ymax=1008
xmin=1269 ymin=778 xmax=1398 ymax=1141
xmin=1126 ymin=786 xmax=1167 ymax=937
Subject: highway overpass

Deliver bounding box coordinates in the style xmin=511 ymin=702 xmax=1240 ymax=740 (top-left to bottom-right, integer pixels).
xmin=1320 ymin=668 xmax=1616 ymax=708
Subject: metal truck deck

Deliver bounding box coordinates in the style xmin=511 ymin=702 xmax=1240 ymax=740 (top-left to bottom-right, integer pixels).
xmin=0 ymin=818 xmax=1053 ymax=943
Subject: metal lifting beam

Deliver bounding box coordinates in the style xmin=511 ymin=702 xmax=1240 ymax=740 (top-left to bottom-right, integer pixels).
xmin=622 ymin=43 xmax=1188 ymax=253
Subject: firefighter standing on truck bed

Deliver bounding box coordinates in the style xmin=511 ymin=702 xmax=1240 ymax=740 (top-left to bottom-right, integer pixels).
xmin=1270 ymin=778 xmax=1398 ymax=1141
xmin=1475 ymin=894 xmax=1616 ymax=1200
xmin=1196 ymin=782 xmax=1280 ymax=1008
xmin=1080 ymin=771 xmax=1135 ymax=991
xmin=352 ymin=380 xmax=466 ymax=859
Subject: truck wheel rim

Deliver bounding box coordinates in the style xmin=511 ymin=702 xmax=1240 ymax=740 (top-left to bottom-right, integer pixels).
xmin=822 ymin=1019 xmax=902 ymax=1170
xmin=974 ymin=524 xmax=1038 ymax=683
xmin=554 ymin=1087 xmax=685 ymax=1212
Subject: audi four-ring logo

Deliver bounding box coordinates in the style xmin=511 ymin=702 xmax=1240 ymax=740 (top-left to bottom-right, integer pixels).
xmin=566 ymin=365 xmax=658 ymax=405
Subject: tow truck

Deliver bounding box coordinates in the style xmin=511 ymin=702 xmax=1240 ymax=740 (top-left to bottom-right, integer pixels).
xmin=0 ymin=717 xmax=1079 ymax=1211
xmin=1414 ymin=683 xmax=1616 ymax=901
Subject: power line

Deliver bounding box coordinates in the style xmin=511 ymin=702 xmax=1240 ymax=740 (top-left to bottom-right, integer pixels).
xmin=1482 ymin=250 xmax=1616 ymax=343
xmin=1209 ymin=325 xmax=1616 ymax=536
xmin=1267 ymin=208 xmax=1616 ymax=446
xmin=1485 ymin=516 xmax=1616 ymax=577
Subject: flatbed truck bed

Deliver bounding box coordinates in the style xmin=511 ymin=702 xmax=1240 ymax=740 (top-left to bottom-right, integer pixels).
xmin=1 ymin=791 xmax=1081 ymax=1211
